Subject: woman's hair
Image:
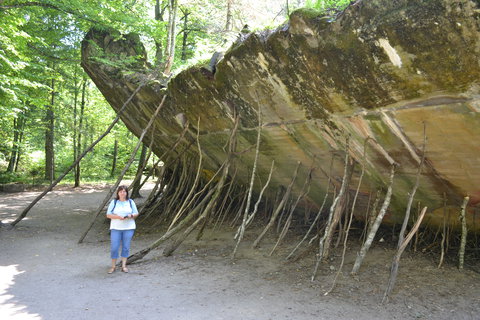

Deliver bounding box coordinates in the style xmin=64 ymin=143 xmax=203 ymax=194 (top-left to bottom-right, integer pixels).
xmin=115 ymin=185 xmax=129 ymax=200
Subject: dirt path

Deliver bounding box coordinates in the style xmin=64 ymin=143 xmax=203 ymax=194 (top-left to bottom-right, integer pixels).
xmin=1 ymin=186 xmax=479 ymax=320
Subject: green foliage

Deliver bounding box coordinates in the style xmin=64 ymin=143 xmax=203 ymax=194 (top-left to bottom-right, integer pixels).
xmin=305 ymin=0 xmax=351 ymax=12
xmin=2 ymin=0 xmax=343 ymax=185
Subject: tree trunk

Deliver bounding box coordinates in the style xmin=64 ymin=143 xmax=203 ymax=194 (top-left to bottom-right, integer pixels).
xmin=383 ymin=206 xmax=428 ymax=303
xmin=459 ymin=196 xmax=469 ymax=270
xmin=181 ymin=10 xmax=190 ymax=61
xmin=225 ymin=0 xmax=233 ymax=31
xmin=154 ymin=0 xmax=167 ymax=66
xmin=74 ymin=78 xmax=86 ymax=187
xmin=73 ymin=70 xmax=79 ymax=179
xmin=14 ymin=112 xmax=25 ymax=172
xmin=45 ymin=77 xmax=55 ymax=182
xmin=130 ymin=143 xmax=148 ymax=199
xmin=321 ymin=159 xmax=353 ymax=261
xmin=352 ymin=165 xmax=396 ymax=275
xmin=7 ymin=113 xmax=24 ymax=173
xmin=164 ymin=0 xmax=178 ymax=73
xmin=110 ymin=139 xmax=118 ymax=178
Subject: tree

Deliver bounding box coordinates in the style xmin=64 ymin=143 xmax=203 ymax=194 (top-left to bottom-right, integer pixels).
xmin=1 ymin=0 xmax=335 ymax=184
xmin=164 ymin=0 xmax=179 ymax=73
xmin=180 ymin=7 xmax=191 ymax=61
xmin=7 ymin=109 xmax=26 ymax=173
xmin=44 ymin=82 xmax=55 ymax=182
xmin=154 ymin=0 xmax=168 ymax=66
xmin=74 ymin=77 xmax=87 ymax=187
xmin=225 ymin=0 xmax=234 ymax=31
xmin=110 ymin=139 xmax=118 ymax=178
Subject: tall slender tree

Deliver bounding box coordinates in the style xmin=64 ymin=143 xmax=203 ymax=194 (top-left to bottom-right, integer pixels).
xmin=45 ymin=72 xmax=56 ymax=182
xmin=74 ymin=78 xmax=87 ymax=187
xmin=164 ymin=0 xmax=178 ymax=73
xmin=180 ymin=8 xmax=191 ymax=61
xmin=225 ymin=0 xmax=234 ymax=31
xmin=154 ymin=0 xmax=168 ymax=66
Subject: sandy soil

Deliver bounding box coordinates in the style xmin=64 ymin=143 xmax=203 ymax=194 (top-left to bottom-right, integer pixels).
xmin=0 ymin=185 xmax=479 ymax=320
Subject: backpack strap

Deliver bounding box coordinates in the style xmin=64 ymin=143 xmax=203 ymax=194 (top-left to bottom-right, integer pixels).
xmin=112 ymin=199 xmax=133 ymax=213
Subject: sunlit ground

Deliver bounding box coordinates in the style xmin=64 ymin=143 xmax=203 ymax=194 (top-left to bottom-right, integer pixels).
xmin=0 ymin=192 xmax=39 ymax=223
xmin=0 ymin=265 xmax=41 ymax=320
xmin=0 ymin=187 xmax=115 ymax=223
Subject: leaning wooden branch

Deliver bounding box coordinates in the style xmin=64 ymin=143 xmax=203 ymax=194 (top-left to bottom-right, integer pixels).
xmin=458 ymin=195 xmax=469 ymax=270
xmin=325 ymin=160 xmax=360 ymax=295
xmin=128 ymin=125 xmax=156 ymax=194
xmin=325 ymin=137 xmax=370 ymax=295
xmin=163 ymin=116 xmax=240 ymax=256
xmin=321 ymin=159 xmax=352 ymax=261
xmin=78 ymin=96 xmax=166 ymax=243
xmin=382 ymin=206 xmax=428 ymax=303
xmin=127 ymin=178 xmax=218 ymax=264
xmin=243 ymin=160 xmax=274 ymax=229
xmin=7 ymin=80 xmax=149 ymax=227
xmin=140 ymin=124 xmax=190 ymax=215
xmin=351 ymin=164 xmax=396 ymax=275
xmin=167 ymin=118 xmax=203 ymax=231
xmin=312 ymin=140 xmax=351 ymax=281
xmin=232 ymin=110 xmax=262 ymax=260
xmin=270 ymin=166 xmax=313 ymax=256
xmin=438 ymin=193 xmax=447 ymax=268
xmin=286 ymin=155 xmax=334 ymax=261
xmin=126 ymin=117 xmax=240 ymax=264
xmin=379 ymin=128 xmax=427 ymax=300
xmin=398 ymin=122 xmax=426 ymax=248
xmin=163 ymin=160 xmax=231 ymax=256
xmin=252 ymin=161 xmax=301 ymax=249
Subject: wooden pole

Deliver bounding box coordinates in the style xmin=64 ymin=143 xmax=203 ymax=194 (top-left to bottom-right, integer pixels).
xmin=252 ymin=161 xmax=301 ymax=248
xmin=438 ymin=193 xmax=447 ymax=268
xmin=351 ymin=164 xmax=396 ymax=275
xmin=126 ymin=116 xmax=240 ymax=263
xmin=383 ymin=206 xmax=428 ymax=303
xmin=398 ymin=122 xmax=426 ymax=247
xmin=286 ymin=155 xmax=334 ymax=260
xmin=232 ymin=109 xmax=262 ymax=260
xmin=243 ymin=160 xmax=274 ymax=229
xmin=325 ymin=137 xmax=369 ymax=294
xmin=312 ymin=141 xmax=351 ymax=281
xmin=167 ymin=118 xmax=204 ymax=231
xmin=270 ymin=167 xmax=313 ymax=256
xmin=459 ymin=196 xmax=469 ymax=270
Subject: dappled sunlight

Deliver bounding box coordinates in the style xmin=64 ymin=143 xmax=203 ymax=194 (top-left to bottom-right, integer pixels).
xmin=0 ymin=192 xmax=41 ymax=223
xmin=0 ymin=265 xmax=41 ymax=320
xmin=0 ymin=207 xmax=30 ymax=224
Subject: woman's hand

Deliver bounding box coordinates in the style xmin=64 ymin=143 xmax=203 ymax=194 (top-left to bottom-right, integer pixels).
xmin=106 ymin=214 xmax=124 ymax=220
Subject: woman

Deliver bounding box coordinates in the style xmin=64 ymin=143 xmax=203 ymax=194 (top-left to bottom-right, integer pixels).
xmin=106 ymin=185 xmax=139 ymax=274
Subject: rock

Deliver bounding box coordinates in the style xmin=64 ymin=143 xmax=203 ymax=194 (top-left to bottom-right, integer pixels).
xmin=81 ymin=0 xmax=480 ymax=231
xmin=0 ymin=183 xmax=25 ymax=193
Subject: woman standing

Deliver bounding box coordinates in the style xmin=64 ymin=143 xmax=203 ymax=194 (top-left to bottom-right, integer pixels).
xmin=106 ymin=185 xmax=139 ymax=274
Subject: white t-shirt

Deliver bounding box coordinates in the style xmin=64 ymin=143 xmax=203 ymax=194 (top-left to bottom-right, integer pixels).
xmin=106 ymin=199 xmax=139 ymax=230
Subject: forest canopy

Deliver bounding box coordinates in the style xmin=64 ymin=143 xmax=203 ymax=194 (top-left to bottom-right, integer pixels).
xmin=0 ymin=0 xmax=350 ymax=185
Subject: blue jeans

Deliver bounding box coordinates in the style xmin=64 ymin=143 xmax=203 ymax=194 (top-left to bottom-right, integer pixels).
xmin=110 ymin=229 xmax=135 ymax=259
